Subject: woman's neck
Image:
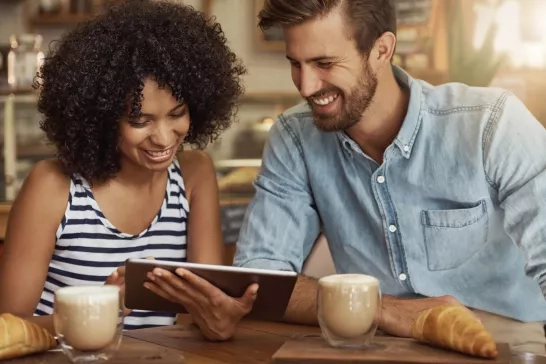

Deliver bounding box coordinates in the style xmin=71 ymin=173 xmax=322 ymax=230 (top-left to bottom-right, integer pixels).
xmin=100 ymin=157 xmax=169 ymax=190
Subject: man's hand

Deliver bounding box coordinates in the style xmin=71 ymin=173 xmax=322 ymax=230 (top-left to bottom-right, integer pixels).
xmin=379 ymin=295 xmax=479 ymax=337
xmin=144 ymin=267 xmax=258 ymax=341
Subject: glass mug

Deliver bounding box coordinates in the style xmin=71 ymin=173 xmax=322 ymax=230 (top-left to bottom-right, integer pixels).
xmin=54 ymin=285 xmax=123 ymax=362
xmin=317 ymin=274 xmax=381 ymax=348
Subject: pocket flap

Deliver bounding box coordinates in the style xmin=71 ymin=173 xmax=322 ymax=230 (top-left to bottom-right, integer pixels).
xmin=421 ymin=200 xmax=487 ymax=228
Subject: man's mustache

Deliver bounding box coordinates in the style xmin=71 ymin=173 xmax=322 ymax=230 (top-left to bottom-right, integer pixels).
xmin=308 ymin=88 xmax=342 ymax=99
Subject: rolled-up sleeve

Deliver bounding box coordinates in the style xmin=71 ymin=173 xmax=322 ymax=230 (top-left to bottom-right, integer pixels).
xmin=483 ymin=92 xmax=546 ymax=298
xmin=233 ymin=114 xmax=320 ymax=272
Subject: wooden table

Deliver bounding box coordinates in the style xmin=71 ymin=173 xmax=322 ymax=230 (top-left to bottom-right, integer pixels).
xmin=5 ymin=316 xmax=546 ymax=363
xmin=0 ymin=203 xmax=11 ymax=240
xmin=3 ymin=336 xmax=185 ymax=363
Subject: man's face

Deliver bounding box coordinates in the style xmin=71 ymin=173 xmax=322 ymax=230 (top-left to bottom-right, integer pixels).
xmin=284 ymin=9 xmax=378 ymax=131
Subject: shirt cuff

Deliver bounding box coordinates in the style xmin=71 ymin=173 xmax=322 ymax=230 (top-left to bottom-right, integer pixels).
xmin=234 ymin=258 xmax=296 ymax=272
xmin=539 ymin=274 xmax=546 ymax=300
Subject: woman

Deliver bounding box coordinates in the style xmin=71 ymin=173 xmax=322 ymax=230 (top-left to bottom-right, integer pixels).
xmin=0 ymin=0 xmax=245 ymax=334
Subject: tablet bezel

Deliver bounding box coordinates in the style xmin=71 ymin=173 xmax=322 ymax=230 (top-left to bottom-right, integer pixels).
xmin=124 ymin=258 xmax=298 ymax=321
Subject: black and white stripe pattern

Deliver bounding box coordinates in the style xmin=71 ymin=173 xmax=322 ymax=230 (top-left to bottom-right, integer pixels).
xmin=35 ymin=160 xmax=188 ymax=330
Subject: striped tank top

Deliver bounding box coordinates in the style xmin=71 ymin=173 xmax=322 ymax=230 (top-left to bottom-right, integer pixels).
xmin=34 ymin=160 xmax=188 ymax=330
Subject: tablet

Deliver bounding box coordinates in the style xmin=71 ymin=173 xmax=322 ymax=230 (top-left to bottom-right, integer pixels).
xmin=124 ymin=259 xmax=298 ymax=321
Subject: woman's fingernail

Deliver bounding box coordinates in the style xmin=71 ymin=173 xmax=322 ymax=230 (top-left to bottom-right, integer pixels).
xmin=153 ymin=268 xmax=162 ymax=277
xmin=144 ymin=283 xmax=150 ymax=289
xmin=147 ymin=272 xmax=155 ymax=281
xmin=175 ymin=268 xmax=184 ymax=277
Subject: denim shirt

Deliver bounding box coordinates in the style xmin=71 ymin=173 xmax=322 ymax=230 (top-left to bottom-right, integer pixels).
xmin=233 ymin=66 xmax=546 ymax=322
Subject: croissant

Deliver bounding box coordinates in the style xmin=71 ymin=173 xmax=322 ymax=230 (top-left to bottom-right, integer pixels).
xmin=0 ymin=313 xmax=57 ymax=360
xmin=411 ymin=305 xmax=498 ymax=358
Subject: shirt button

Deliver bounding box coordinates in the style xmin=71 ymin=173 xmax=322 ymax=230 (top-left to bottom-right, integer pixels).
xmin=377 ymin=176 xmax=385 ymax=183
xmin=403 ymin=145 xmax=410 ymax=152
xmin=388 ymin=225 xmax=397 ymax=232
xmin=399 ymin=273 xmax=407 ymax=281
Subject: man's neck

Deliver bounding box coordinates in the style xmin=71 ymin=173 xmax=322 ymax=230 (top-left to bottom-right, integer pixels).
xmin=345 ymin=72 xmax=409 ymax=164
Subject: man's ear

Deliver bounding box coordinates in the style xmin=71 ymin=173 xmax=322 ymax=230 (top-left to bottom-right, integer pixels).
xmin=369 ymin=31 xmax=397 ymax=72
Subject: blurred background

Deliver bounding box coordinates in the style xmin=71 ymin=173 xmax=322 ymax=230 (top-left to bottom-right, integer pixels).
xmin=0 ymin=0 xmax=545 ymax=251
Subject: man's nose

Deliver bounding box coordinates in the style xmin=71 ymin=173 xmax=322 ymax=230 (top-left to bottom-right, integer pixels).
xmin=298 ymin=67 xmax=322 ymax=98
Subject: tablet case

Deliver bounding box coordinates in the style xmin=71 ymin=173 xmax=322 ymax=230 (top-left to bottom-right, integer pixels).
xmin=124 ymin=260 xmax=298 ymax=321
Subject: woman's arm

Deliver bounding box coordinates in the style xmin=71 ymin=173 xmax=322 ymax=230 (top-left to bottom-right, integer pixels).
xmin=0 ymin=159 xmax=69 ymax=334
xmin=146 ymin=151 xmax=258 ymax=341
xmin=178 ymin=150 xmax=224 ymax=265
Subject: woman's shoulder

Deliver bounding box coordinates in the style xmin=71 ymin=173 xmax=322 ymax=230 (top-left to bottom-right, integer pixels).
xmin=20 ymin=159 xmax=70 ymax=204
xmin=175 ymin=149 xmax=217 ymax=197
xmin=26 ymin=158 xmax=70 ymax=193
xmin=176 ymin=149 xmax=214 ymax=172
xmin=8 ymin=158 xmax=70 ymax=229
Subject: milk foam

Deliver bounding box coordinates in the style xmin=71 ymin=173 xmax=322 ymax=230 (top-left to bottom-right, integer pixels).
xmin=55 ymin=286 xmax=119 ymax=303
xmin=319 ymin=274 xmax=379 ymax=286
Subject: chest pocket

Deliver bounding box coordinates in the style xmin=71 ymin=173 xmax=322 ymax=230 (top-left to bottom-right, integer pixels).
xmin=421 ymin=200 xmax=489 ymax=271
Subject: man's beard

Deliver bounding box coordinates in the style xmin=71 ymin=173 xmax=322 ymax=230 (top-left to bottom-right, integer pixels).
xmin=307 ymin=64 xmax=378 ymax=132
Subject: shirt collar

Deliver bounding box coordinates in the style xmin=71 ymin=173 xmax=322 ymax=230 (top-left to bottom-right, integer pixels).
xmin=392 ymin=65 xmax=425 ymax=159
xmin=336 ymin=65 xmax=425 ymax=159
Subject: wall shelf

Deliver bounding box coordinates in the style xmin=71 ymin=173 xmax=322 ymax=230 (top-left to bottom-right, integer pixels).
xmin=29 ymin=13 xmax=93 ymax=25
xmin=0 ymin=89 xmax=37 ymax=97
xmin=239 ymin=92 xmax=301 ymax=104
xmin=13 ymin=143 xmax=55 ymax=158
xmin=24 ymin=0 xmax=124 ymax=30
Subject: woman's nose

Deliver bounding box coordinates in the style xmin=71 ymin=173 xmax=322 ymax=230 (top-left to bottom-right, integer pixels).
xmin=149 ymin=122 xmax=174 ymax=147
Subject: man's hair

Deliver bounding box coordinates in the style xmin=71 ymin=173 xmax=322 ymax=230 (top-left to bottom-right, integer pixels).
xmin=257 ymin=0 xmax=397 ymax=55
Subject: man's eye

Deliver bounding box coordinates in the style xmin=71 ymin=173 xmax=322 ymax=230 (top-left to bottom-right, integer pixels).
xmin=317 ymin=62 xmax=333 ymax=68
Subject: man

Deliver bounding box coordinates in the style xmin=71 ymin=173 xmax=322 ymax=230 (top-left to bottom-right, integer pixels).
xmin=144 ymin=0 xmax=546 ymax=353
xmin=231 ymin=0 xmax=546 ymax=355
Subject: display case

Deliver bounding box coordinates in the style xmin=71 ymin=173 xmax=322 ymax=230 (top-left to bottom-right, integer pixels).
xmin=0 ymin=90 xmax=52 ymax=202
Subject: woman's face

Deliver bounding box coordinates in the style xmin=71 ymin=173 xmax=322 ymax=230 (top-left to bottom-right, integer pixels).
xmin=118 ymin=79 xmax=190 ymax=173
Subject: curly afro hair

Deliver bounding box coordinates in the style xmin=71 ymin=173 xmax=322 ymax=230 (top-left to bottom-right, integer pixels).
xmin=35 ymin=0 xmax=246 ymax=182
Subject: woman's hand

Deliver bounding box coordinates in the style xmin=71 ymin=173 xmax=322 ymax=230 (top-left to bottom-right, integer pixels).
xmin=104 ymin=265 xmax=132 ymax=317
xmin=144 ymin=267 xmax=258 ymax=341
xmin=105 ymin=256 xmax=155 ymax=317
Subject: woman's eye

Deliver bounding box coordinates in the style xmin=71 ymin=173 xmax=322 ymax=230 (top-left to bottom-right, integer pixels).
xmin=170 ymin=109 xmax=187 ymax=119
xmin=129 ymin=120 xmax=149 ymax=128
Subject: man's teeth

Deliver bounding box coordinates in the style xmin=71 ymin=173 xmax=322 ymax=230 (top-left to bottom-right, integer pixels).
xmin=313 ymin=94 xmax=338 ymax=106
xmin=147 ymin=149 xmax=171 ymax=157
